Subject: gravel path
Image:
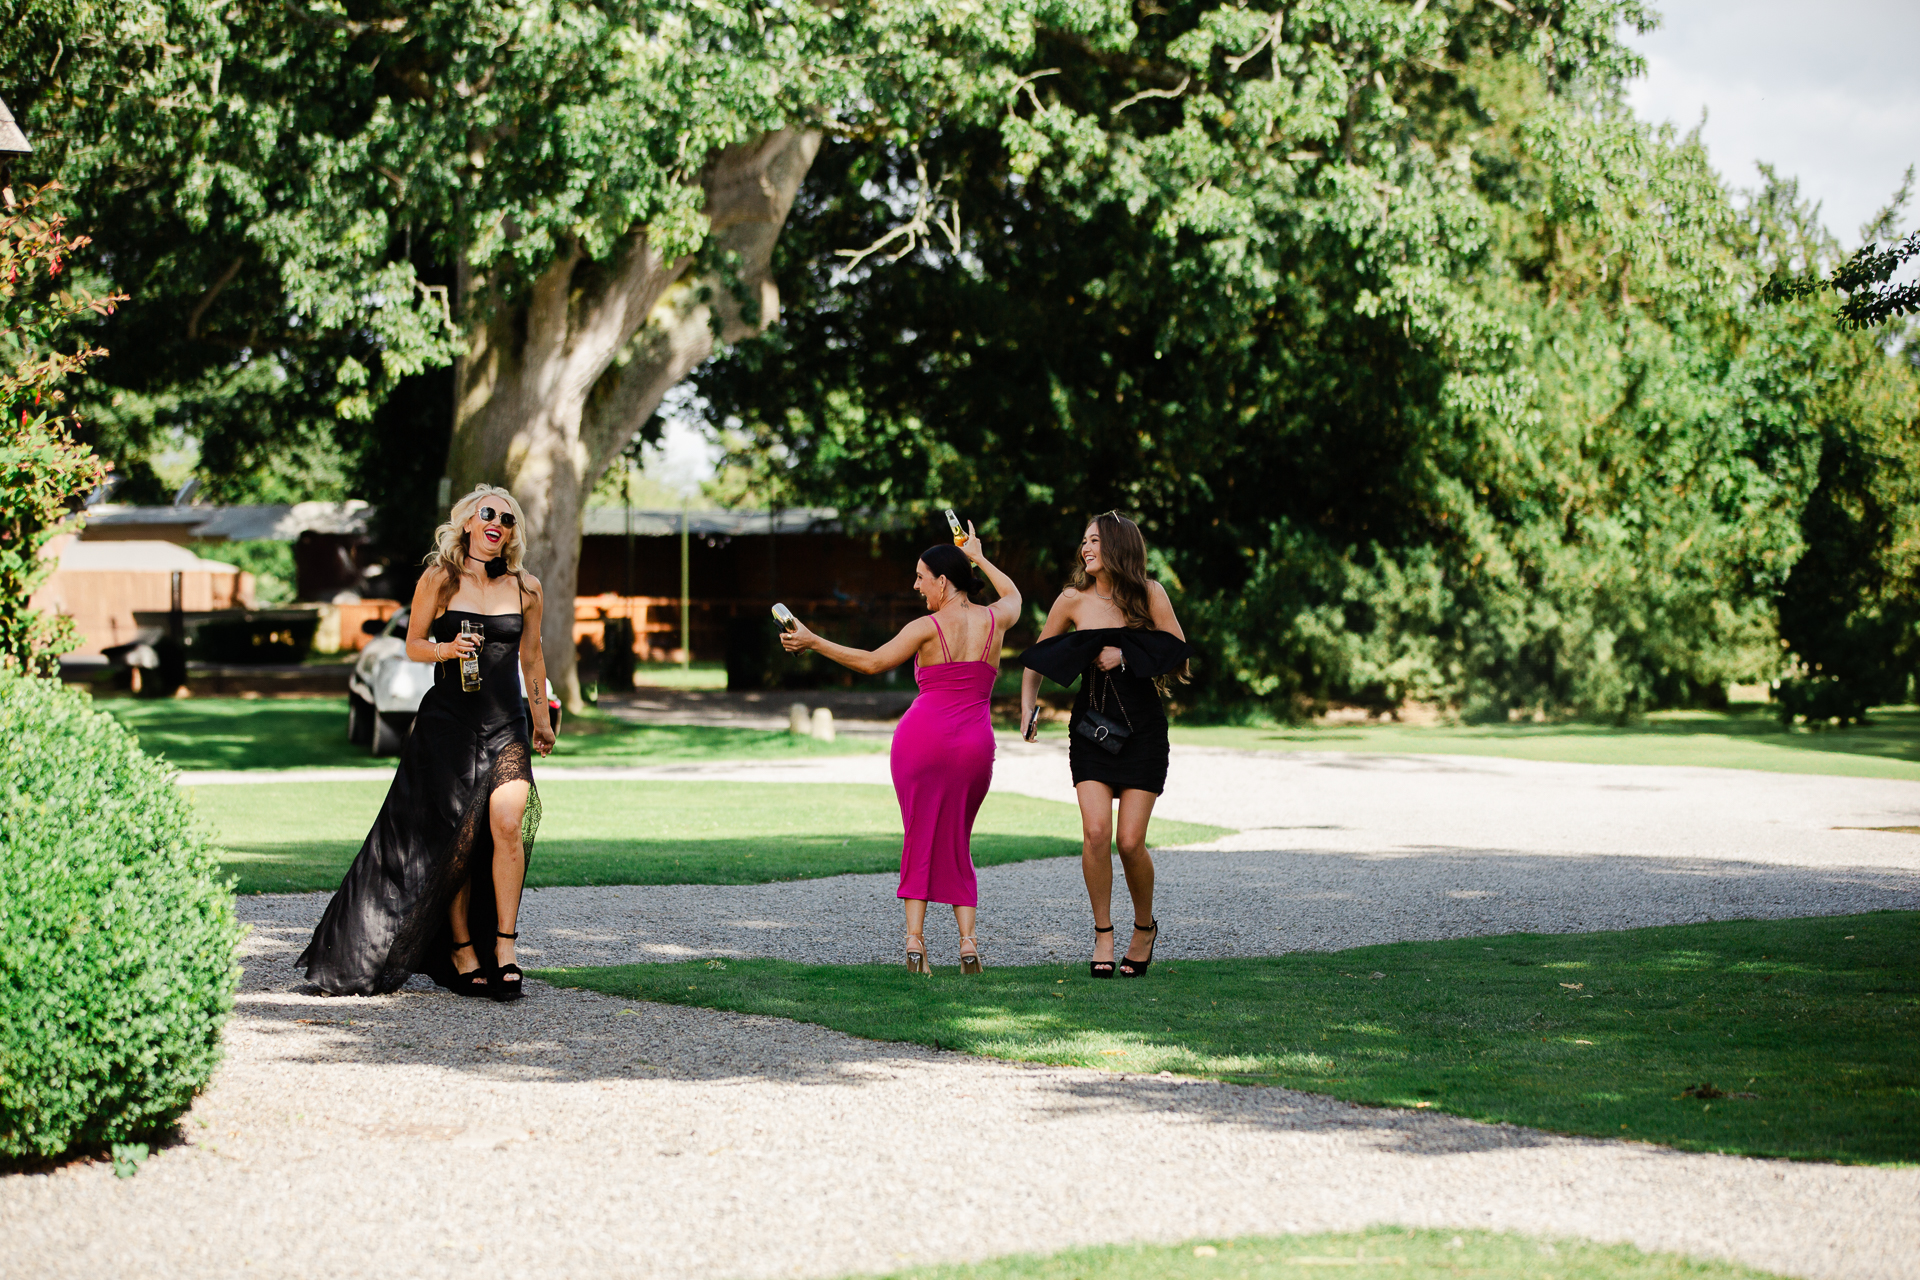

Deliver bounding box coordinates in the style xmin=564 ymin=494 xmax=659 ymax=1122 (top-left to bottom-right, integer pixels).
xmin=7 ymin=743 xmax=1919 ymax=1280
xmin=225 ymin=738 xmax=1920 ymax=968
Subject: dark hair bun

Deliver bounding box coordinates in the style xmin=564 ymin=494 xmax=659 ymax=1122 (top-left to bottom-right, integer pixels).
xmin=921 ymin=544 xmax=983 ymax=595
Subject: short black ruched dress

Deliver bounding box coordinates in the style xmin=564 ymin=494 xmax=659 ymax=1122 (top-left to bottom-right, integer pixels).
xmin=297 ymin=610 xmax=540 ymax=995
xmin=1018 ymin=627 xmax=1191 ymax=796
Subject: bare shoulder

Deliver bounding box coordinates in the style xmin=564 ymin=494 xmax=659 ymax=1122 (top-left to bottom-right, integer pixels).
xmin=1148 ymin=579 xmax=1171 ymax=603
xmin=412 ymin=564 xmax=449 ymax=604
xmin=518 ymin=570 xmax=544 ymax=600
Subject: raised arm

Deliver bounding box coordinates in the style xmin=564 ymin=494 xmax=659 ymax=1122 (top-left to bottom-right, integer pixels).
xmin=958 ymin=521 xmax=1022 ymax=631
xmin=1019 ymin=590 xmax=1079 ymax=741
xmin=782 ymin=614 xmax=937 ymax=675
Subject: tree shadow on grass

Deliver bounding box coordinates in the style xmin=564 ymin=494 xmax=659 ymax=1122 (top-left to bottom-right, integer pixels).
xmin=226 ymin=933 xmax=1573 ymax=1164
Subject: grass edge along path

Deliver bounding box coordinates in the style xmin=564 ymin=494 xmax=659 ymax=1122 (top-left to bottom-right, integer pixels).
xmin=98 ymin=695 xmax=883 ymax=773
xmin=189 ymin=778 xmax=1230 ymax=894
xmin=542 ymin=911 xmax=1919 ymax=1167
xmin=1163 ymin=707 xmax=1920 ymax=782
xmin=843 ymin=1227 xmax=1788 ymax=1280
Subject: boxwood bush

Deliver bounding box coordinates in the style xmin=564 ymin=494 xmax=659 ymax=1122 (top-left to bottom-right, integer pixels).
xmin=0 ymin=672 xmax=242 ymax=1160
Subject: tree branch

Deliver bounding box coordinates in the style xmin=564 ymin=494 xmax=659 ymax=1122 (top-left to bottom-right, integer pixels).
xmin=1111 ymin=75 xmax=1189 ymax=114
xmin=186 ymin=254 xmax=245 ymax=340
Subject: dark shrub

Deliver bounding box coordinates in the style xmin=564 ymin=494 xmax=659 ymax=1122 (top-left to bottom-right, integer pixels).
xmin=0 ymin=673 xmax=241 ymax=1160
xmin=189 ymin=611 xmax=319 ymax=664
xmin=599 ymin=615 xmax=637 ymax=694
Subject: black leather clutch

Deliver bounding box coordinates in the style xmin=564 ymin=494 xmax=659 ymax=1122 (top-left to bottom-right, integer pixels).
xmin=1074 ymin=706 xmax=1131 ymax=754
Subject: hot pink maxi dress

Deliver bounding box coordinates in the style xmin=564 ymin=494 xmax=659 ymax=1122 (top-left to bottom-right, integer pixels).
xmin=890 ymin=609 xmax=998 ymax=906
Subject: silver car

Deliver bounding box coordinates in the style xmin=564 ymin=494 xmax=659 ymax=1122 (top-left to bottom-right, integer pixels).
xmin=347 ymin=609 xmax=436 ymax=756
xmin=347 ymin=609 xmax=561 ymax=756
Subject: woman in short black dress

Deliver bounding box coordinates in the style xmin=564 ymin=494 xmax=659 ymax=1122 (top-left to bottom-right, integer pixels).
xmin=1018 ymin=512 xmax=1190 ymax=978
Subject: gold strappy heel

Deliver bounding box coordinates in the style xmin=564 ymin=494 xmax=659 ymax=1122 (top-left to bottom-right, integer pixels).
xmin=958 ymin=936 xmax=983 ymax=975
xmin=905 ymin=933 xmax=932 ymax=975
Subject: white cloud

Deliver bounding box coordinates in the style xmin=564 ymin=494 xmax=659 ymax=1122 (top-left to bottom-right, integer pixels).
xmin=1625 ymin=0 xmax=1920 ymax=244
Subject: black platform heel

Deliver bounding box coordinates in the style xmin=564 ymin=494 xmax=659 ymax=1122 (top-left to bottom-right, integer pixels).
xmin=1089 ymin=924 xmax=1116 ymax=979
xmin=1120 ymin=919 xmax=1158 ymax=978
xmin=450 ymin=939 xmax=489 ymax=997
xmin=490 ymin=929 xmax=524 ymax=1003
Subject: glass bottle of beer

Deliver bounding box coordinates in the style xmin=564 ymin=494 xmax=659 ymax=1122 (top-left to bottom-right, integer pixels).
xmin=945 ymin=509 xmax=967 ymax=547
xmin=460 ymin=619 xmax=483 ymax=692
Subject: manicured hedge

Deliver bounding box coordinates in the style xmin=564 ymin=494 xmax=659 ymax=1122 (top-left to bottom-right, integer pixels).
xmin=0 ymin=673 xmax=241 ymax=1159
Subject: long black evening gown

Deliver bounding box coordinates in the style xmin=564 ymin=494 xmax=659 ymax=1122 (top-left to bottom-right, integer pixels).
xmin=297 ymin=610 xmax=541 ymax=995
xmin=1018 ymin=627 xmax=1191 ymax=796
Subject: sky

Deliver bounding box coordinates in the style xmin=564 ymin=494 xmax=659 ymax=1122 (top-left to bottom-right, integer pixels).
xmin=1624 ymin=0 xmax=1920 ymax=245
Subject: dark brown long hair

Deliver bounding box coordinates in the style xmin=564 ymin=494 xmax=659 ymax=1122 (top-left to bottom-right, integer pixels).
xmin=1067 ymin=511 xmax=1190 ymax=687
xmin=1067 ymin=511 xmax=1154 ymax=629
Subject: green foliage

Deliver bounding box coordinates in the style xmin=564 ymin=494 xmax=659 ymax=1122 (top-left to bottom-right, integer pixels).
xmin=190 ymin=539 xmax=294 ymax=606
xmin=2 ymin=0 xmax=1133 ymax=503
xmin=695 ymin=2 xmax=1919 ymax=721
xmin=0 ymin=672 xmax=241 ymax=1160
xmin=855 ymin=1228 xmax=1786 ymax=1280
xmin=0 ymin=183 xmax=117 ymax=674
xmin=546 ymin=911 xmax=1920 ymax=1166
xmin=1756 ymin=173 xmax=1920 ymax=723
xmin=1759 ymin=166 xmax=1920 ymax=330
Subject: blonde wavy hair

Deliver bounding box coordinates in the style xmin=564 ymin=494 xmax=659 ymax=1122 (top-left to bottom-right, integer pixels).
xmin=425 ymin=484 xmax=527 ymax=606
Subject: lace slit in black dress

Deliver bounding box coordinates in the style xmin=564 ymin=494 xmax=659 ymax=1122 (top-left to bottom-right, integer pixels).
xmin=297 ymin=610 xmax=541 ymax=995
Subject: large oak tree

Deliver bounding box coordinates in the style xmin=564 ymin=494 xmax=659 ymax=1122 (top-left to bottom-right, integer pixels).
xmin=3 ymin=0 xmax=1127 ymax=704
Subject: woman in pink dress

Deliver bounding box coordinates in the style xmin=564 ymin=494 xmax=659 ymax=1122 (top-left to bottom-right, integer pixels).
xmin=779 ymin=524 xmax=1021 ymax=973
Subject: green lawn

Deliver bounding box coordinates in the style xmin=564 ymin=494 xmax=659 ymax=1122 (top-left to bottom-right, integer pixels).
xmin=542 ymin=911 xmax=1919 ymax=1166
xmin=96 ymin=695 xmax=878 ymax=772
xmin=1166 ymin=707 xmax=1920 ymax=781
xmin=854 ymin=1228 xmax=1783 ymax=1280
xmin=628 ymin=660 xmax=729 ymax=690
xmin=187 ymin=778 xmax=1227 ymax=893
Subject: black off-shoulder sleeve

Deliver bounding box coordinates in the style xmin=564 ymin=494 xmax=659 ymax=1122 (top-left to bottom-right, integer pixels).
xmin=1016 ymin=627 xmax=1191 ymax=687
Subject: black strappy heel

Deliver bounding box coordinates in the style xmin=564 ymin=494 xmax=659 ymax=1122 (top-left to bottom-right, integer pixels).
xmin=1089 ymin=924 xmax=1116 ymax=979
xmin=490 ymin=929 xmax=524 ymax=1003
xmin=450 ymin=939 xmax=489 ymax=997
xmin=1120 ymin=919 xmax=1158 ymax=978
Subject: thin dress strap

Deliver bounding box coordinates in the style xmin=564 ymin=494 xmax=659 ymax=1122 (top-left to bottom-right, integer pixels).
xmin=980 ymin=607 xmax=997 ymax=664
xmin=929 ymin=615 xmax=952 ymax=664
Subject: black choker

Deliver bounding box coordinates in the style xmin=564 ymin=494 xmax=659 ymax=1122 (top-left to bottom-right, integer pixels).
xmin=466 ymin=554 xmax=509 ymax=579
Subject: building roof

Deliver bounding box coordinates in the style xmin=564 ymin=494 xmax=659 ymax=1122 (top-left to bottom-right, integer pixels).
xmin=0 ymin=97 xmax=29 ymax=155
xmin=55 ymin=540 xmax=244 ymax=572
xmin=82 ymin=501 xmax=373 ymax=541
xmin=579 ymin=507 xmax=849 ymax=537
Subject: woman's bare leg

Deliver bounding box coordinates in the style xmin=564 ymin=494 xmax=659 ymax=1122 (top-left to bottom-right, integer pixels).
xmin=489 ymin=780 xmax=531 ymax=980
xmin=903 ymin=897 xmax=928 ymax=953
xmin=447 ymin=882 xmax=481 ymax=978
xmin=953 ymin=904 xmax=978 ymax=958
xmin=1076 ymin=781 xmax=1118 ymax=964
xmin=1114 ymin=789 xmax=1159 ymax=963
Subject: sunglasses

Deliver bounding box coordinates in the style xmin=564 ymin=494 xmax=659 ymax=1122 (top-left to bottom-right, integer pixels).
xmin=477 ymin=506 xmax=517 ymax=528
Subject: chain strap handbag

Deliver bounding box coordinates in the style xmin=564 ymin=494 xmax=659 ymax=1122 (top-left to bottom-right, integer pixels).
xmin=1073 ymin=666 xmax=1133 ymax=755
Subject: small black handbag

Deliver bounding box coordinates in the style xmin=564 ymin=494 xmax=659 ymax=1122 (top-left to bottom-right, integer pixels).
xmin=1074 ymin=669 xmax=1133 ymax=755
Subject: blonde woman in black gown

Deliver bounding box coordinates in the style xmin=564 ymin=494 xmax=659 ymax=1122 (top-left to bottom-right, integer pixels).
xmin=1017 ymin=512 xmax=1190 ymax=978
xmin=298 ymin=484 xmax=556 ymax=999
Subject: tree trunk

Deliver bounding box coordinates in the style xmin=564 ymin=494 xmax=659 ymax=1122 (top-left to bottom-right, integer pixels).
xmin=446 ymin=130 xmax=822 ymax=709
